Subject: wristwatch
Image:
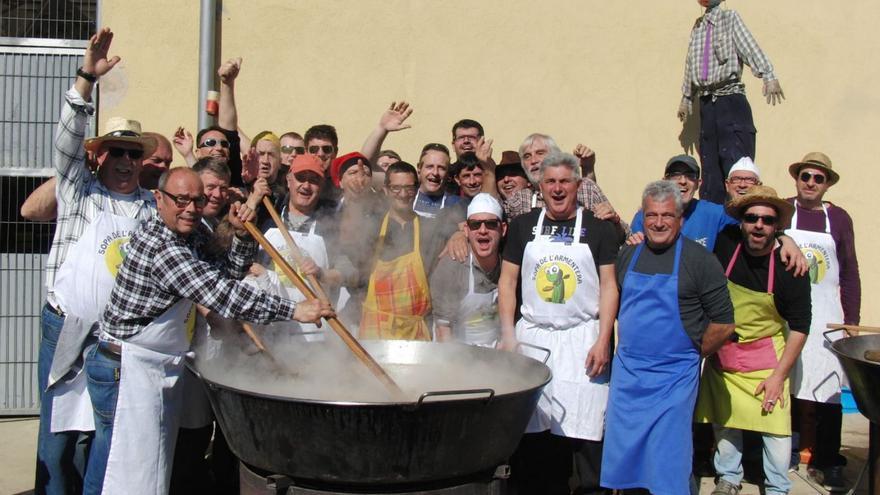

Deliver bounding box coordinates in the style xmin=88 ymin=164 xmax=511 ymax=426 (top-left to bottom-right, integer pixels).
xmin=76 ymin=67 xmax=97 ymax=83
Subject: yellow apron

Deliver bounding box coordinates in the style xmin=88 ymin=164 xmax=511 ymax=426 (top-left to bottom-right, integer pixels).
xmin=695 ymin=244 xmax=791 ymax=436
xmin=360 ymin=214 xmax=432 ymax=341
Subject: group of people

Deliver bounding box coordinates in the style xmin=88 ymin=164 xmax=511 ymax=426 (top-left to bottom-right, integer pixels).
xmin=29 ymin=6 xmax=859 ymax=495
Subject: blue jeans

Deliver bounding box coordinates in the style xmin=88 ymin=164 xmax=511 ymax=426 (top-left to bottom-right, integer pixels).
xmin=82 ymin=342 xmax=121 ymax=495
xmin=35 ymin=303 xmax=92 ymax=495
xmin=713 ymin=425 xmax=792 ymax=494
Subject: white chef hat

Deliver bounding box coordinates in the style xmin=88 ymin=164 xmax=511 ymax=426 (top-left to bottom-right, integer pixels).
xmin=467 ymin=193 xmax=503 ymax=220
xmin=727 ymin=156 xmax=761 ymax=179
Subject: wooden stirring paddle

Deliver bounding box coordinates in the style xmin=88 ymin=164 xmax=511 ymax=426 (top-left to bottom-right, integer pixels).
xmin=239 ymin=321 xmax=299 ymax=377
xmin=243 ymin=221 xmax=404 ymax=397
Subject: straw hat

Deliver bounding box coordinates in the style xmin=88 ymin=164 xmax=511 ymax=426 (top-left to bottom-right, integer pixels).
xmin=84 ymin=117 xmax=157 ymax=156
xmin=788 ymin=152 xmax=839 ymax=185
xmin=725 ymin=185 xmax=795 ymax=229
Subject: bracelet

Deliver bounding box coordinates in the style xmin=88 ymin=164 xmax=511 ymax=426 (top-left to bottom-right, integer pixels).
xmin=76 ymin=67 xmax=97 ymax=83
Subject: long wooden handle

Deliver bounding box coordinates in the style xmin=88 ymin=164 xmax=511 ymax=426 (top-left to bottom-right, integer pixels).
xmin=240 ymin=322 xmax=298 ymax=377
xmin=261 ymin=197 xmax=330 ymax=302
xmin=244 ymin=221 xmax=403 ymax=396
xmin=827 ymin=324 xmax=880 ymax=334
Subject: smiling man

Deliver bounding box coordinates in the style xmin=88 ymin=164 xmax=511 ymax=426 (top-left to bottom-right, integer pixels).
xmin=430 ymin=194 xmax=505 ymax=347
xmin=725 ymin=156 xmax=762 ymax=199
xmin=83 ymin=167 xmax=332 ymax=494
xmin=499 ymin=151 xmax=619 ymax=495
xmin=696 ymin=185 xmax=810 ymax=495
xmin=602 ymin=180 xmax=734 ymax=495
xmin=412 ymin=143 xmax=461 ymax=218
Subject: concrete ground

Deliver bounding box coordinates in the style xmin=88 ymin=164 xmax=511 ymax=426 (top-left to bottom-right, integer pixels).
xmin=0 ymin=414 xmax=872 ymax=494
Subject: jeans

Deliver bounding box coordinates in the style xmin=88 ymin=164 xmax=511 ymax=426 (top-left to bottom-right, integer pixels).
xmin=35 ymin=303 xmax=92 ymax=495
xmin=82 ymin=342 xmax=121 ymax=495
xmin=713 ymin=425 xmax=792 ymax=494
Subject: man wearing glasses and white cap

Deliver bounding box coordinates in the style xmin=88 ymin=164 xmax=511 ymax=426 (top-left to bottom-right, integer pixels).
xmin=430 ymin=193 xmax=505 ymax=347
xmin=725 ymin=156 xmax=762 ymax=199
xmin=34 ymin=27 xmax=159 ymax=495
xmin=695 ymin=185 xmax=810 ymax=495
xmin=785 ymin=152 xmax=860 ymax=491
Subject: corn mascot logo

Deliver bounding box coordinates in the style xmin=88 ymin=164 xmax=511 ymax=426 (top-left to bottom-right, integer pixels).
xmin=533 ymin=256 xmax=582 ymax=304
xmin=99 ymin=231 xmax=134 ymax=277
xmin=801 ymin=244 xmax=832 ymax=285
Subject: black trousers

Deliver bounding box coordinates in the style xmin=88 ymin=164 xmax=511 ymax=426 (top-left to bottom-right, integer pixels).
xmin=792 ymin=398 xmax=847 ymax=468
xmin=698 ymin=93 xmax=756 ymax=204
xmin=509 ymin=430 xmax=609 ymax=495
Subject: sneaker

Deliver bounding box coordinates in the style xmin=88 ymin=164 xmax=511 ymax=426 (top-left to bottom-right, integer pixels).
xmin=807 ymin=465 xmax=848 ymax=492
xmin=711 ymin=479 xmax=741 ymax=495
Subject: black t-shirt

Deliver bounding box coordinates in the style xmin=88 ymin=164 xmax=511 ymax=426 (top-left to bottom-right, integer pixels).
xmin=220 ymin=128 xmax=243 ymax=187
xmin=713 ymin=226 xmax=812 ymax=333
xmin=503 ymin=209 xmax=618 ymax=272
xmin=616 ymin=236 xmax=734 ymax=348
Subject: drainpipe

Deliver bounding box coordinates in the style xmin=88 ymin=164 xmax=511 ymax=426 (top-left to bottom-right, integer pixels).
xmin=198 ymin=0 xmax=217 ymax=130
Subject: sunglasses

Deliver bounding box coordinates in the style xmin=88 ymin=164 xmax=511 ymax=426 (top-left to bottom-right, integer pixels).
xmin=467 ymin=219 xmax=501 ymax=230
xmin=799 ymin=171 xmax=827 ymax=184
xmin=281 ymin=145 xmax=305 ymax=155
xmin=742 ymin=213 xmax=778 ymax=226
xmin=308 ymin=145 xmax=335 ymax=155
xmin=293 ymin=173 xmax=323 ymax=185
xmin=198 ymin=138 xmax=230 ymax=149
xmin=108 ymin=147 xmax=144 ymax=159
xmin=159 ymin=189 xmax=208 ymax=208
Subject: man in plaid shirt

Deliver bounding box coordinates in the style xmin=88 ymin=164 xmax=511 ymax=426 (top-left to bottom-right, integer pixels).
xmin=35 ymin=28 xmax=158 ymax=495
xmin=677 ymin=0 xmax=785 ymax=204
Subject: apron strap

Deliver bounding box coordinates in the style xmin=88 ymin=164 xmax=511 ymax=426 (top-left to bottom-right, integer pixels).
xmin=627 ymin=235 xmax=683 ymax=274
xmin=725 ymin=242 xmax=777 ymax=294
xmin=724 ymin=243 xmax=742 ymax=278
xmin=793 ymin=199 xmax=832 ymax=234
xmin=467 ymin=252 xmax=476 ymax=294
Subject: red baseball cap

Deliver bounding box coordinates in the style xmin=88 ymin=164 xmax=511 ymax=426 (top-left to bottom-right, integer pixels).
xmin=330 ymin=151 xmax=370 ymax=188
xmin=290 ymin=154 xmax=325 ymax=178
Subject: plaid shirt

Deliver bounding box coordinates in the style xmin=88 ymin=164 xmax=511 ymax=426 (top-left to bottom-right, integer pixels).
xmin=100 ymin=218 xmax=297 ymax=339
xmin=502 ymin=179 xmax=609 ymax=220
xmin=46 ymin=86 xmax=156 ymax=304
xmin=681 ymin=8 xmax=776 ymax=102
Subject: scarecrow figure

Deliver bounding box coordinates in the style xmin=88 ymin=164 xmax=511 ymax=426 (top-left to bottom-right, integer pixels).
xmin=678 ymin=0 xmax=785 ymax=204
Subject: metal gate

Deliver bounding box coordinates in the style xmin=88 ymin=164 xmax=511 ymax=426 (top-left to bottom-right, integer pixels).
xmin=1 ymin=0 xmax=96 ymax=414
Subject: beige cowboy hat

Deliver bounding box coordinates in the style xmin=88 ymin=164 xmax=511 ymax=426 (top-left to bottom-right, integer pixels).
xmin=788 ymin=151 xmax=839 ymax=185
xmin=725 ymin=185 xmax=795 ymax=229
xmin=84 ymin=117 xmax=157 ymax=157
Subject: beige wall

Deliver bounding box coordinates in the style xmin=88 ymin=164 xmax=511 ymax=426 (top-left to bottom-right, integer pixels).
xmin=103 ymin=0 xmax=878 ymax=325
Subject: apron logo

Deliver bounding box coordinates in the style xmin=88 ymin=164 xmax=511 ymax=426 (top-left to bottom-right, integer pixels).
xmin=101 ymin=235 xmax=132 ymax=277
xmin=800 ymin=245 xmax=830 ymax=284
xmin=533 ymin=259 xmax=581 ymax=304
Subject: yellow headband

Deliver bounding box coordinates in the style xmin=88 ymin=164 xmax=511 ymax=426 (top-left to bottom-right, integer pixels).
xmin=252 ymin=130 xmax=280 ymax=147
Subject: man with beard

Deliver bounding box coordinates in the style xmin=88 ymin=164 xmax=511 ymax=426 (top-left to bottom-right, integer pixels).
xmin=785 ymin=152 xmax=860 ymax=491
xmin=499 ymin=152 xmax=619 ymax=495
xmin=413 ymin=143 xmax=461 ymax=218
xmin=34 ymin=28 xmax=159 ymax=494
xmin=431 ymin=194 xmax=505 ymax=347
xmin=360 ymin=162 xmax=449 ymax=341
xmin=601 ymin=180 xmax=734 ymax=495
xmin=695 ymin=186 xmax=810 ymax=495
xmin=678 ymin=0 xmax=784 ymax=203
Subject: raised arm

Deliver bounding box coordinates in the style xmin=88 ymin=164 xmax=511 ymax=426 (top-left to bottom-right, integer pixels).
xmin=360 ymin=102 xmax=413 ymax=163
xmin=20 ymin=177 xmax=58 ymax=221
xmin=217 ymin=57 xmax=242 ymax=132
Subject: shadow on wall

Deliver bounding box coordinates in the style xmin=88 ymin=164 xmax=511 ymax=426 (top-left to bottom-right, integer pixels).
xmin=679 ymin=99 xmax=701 ymax=156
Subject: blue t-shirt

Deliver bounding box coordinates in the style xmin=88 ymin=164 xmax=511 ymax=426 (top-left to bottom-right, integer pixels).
xmin=413 ymin=191 xmax=461 ymax=218
xmin=630 ymin=199 xmax=737 ymax=250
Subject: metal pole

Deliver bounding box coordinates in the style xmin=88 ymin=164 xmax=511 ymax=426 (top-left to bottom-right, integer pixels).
xmin=198 ymin=0 xmax=217 ymax=131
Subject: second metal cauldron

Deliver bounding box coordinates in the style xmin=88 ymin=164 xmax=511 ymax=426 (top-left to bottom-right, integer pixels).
xmin=190 ymin=340 xmax=551 ymax=487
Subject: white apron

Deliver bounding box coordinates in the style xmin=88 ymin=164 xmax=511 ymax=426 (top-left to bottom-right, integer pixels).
xmin=50 ymin=209 xmax=143 ymax=433
xmin=516 ymin=209 xmax=609 ymax=441
xmin=787 ymin=202 xmax=847 ymax=403
xmin=453 ymin=253 xmax=499 ymax=347
xmin=101 ymin=298 xmax=194 ymax=495
xmin=264 ymin=217 xmax=329 ymax=342
xmin=413 ymin=191 xmax=447 ymax=219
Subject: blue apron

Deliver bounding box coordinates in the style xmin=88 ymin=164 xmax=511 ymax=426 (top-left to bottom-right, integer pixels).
xmin=601 ymin=237 xmax=700 ymax=495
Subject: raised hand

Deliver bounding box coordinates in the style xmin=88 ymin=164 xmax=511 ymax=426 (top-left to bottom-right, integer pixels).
xmin=378 ymin=101 xmax=413 ymax=132
xmin=83 ymin=27 xmax=121 ymax=77
xmin=173 ymin=127 xmax=194 ymax=157
xmin=476 ymin=137 xmax=495 ymax=167
xmin=218 ymin=57 xmax=242 ymax=85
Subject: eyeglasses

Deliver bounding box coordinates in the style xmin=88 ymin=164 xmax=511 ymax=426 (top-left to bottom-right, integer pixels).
xmin=665 ymin=171 xmax=698 ymax=181
xmin=387 ymin=184 xmax=418 ymax=194
xmin=467 ymin=219 xmax=502 ymax=230
xmin=108 ymin=147 xmax=144 ymax=159
xmin=799 ymin=171 xmax=827 ymax=184
xmin=281 ymin=145 xmax=305 ymax=155
xmin=742 ymin=213 xmax=778 ymax=226
xmin=454 ymin=134 xmax=480 ymax=143
xmin=198 ymin=138 xmax=230 ymax=149
xmin=727 ymin=176 xmax=759 ymax=185
xmin=308 ymin=145 xmax=335 ymax=155
xmin=293 ymin=173 xmax=323 ymax=185
xmin=159 ymin=189 xmax=208 ymax=208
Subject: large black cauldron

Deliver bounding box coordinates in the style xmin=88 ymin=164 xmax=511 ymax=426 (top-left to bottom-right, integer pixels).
xmin=190 ymin=340 xmax=551 ymax=487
